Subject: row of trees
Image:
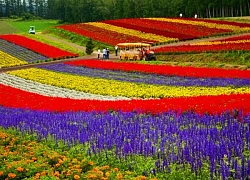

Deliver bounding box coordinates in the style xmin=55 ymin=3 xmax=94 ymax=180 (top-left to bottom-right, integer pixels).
xmin=0 ymin=0 xmax=250 ymax=22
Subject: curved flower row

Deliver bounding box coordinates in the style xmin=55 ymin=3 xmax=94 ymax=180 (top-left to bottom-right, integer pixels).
xmin=0 ymin=74 xmax=130 ymax=100
xmin=0 ymin=50 xmax=28 ymax=68
xmin=39 ymin=63 xmax=250 ymax=87
xmin=0 ymin=39 xmax=48 ymax=63
xmin=103 ymin=18 xmax=229 ymax=39
xmin=65 ymin=60 xmax=250 ymax=79
xmin=176 ymin=17 xmax=250 ymax=28
xmin=147 ymin=18 xmax=250 ymax=32
xmin=57 ymin=24 xmax=152 ymax=46
xmin=87 ymin=22 xmax=177 ymax=43
xmin=0 ymin=34 xmax=78 ymax=59
xmin=154 ymin=41 xmax=250 ymax=54
xmin=191 ymin=39 xmax=250 ymax=46
xmin=212 ymin=34 xmax=250 ymax=42
xmin=1 ymin=83 xmax=250 ymax=114
xmin=102 ymin=19 xmax=192 ymax=40
xmin=7 ymin=68 xmax=250 ymax=99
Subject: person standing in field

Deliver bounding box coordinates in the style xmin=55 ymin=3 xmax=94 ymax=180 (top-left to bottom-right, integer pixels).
xmin=106 ymin=48 xmax=110 ymax=59
xmin=115 ymin=45 xmax=118 ymax=56
xmin=97 ymin=48 xmax=101 ymax=59
xmin=102 ymin=48 xmax=106 ymax=59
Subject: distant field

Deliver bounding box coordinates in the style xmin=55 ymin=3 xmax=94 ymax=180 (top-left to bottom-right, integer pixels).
xmin=0 ymin=20 xmax=19 ymax=34
xmin=6 ymin=19 xmax=62 ymax=33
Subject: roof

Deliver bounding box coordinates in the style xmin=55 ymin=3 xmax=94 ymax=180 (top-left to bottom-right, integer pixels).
xmin=116 ymin=42 xmax=151 ymax=48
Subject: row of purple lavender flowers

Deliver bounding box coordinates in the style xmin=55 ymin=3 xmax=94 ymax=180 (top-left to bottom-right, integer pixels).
xmin=1 ymin=106 xmax=250 ymax=179
xmin=0 ymin=39 xmax=48 ymax=63
xmin=38 ymin=63 xmax=250 ymax=87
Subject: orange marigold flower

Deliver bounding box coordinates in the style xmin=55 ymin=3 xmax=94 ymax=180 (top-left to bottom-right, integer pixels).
xmin=101 ymin=165 xmax=110 ymax=170
xmin=74 ymin=174 xmax=80 ymax=179
xmin=88 ymin=161 xmax=94 ymax=166
xmin=54 ymin=171 xmax=60 ymax=177
xmin=31 ymin=157 xmax=37 ymax=161
xmin=136 ymin=176 xmax=147 ymax=180
xmin=113 ymin=168 xmax=119 ymax=172
xmin=55 ymin=163 xmax=61 ymax=168
xmin=0 ymin=171 xmax=4 ymax=176
xmin=88 ymin=174 xmax=97 ymax=179
xmin=8 ymin=173 xmax=17 ymax=179
xmin=117 ymin=173 xmax=123 ymax=179
xmin=41 ymin=171 xmax=46 ymax=176
xmin=16 ymin=167 xmax=24 ymax=172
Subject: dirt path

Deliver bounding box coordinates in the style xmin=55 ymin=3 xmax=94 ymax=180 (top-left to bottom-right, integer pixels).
xmin=37 ymin=32 xmax=87 ymax=53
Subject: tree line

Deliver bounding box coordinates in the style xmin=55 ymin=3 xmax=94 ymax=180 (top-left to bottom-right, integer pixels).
xmin=0 ymin=0 xmax=250 ymax=22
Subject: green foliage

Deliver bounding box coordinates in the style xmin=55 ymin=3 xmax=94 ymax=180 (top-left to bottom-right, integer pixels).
xmin=85 ymin=38 xmax=95 ymax=55
xmin=7 ymin=19 xmax=62 ymax=33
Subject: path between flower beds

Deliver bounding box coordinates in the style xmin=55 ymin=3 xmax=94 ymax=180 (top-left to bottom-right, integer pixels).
xmin=1 ymin=32 xmax=250 ymax=73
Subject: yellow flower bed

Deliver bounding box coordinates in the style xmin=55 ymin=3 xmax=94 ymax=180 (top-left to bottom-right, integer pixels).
xmin=147 ymin=18 xmax=250 ymax=33
xmin=0 ymin=51 xmax=28 ymax=68
xmin=8 ymin=68 xmax=250 ymax=99
xmin=87 ymin=22 xmax=177 ymax=43
xmin=191 ymin=40 xmax=250 ymax=46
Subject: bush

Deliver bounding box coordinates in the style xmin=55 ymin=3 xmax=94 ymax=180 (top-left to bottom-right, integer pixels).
xmin=85 ymin=38 xmax=95 ymax=55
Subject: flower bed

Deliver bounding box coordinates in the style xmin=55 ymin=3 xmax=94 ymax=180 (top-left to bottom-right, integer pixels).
xmin=0 ymin=50 xmax=28 ymax=68
xmin=57 ymin=23 xmax=155 ymax=46
xmin=1 ymin=107 xmax=250 ymax=179
xmin=154 ymin=41 xmax=250 ymax=54
xmin=148 ymin=18 xmax=250 ymax=32
xmin=103 ymin=18 xmax=229 ymax=39
xmin=0 ymin=34 xmax=78 ymax=59
xmin=1 ymin=56 xmax=250 ymax=179
xmin=0 ymin=39 xmax=48 ymax=63
xmin=39 ymin=63 xmax=250 ymax=87
xmin=7 ymin=68 xmax=250 ymax=99
xmin=65 ymin=60 xmax=250 ymax=79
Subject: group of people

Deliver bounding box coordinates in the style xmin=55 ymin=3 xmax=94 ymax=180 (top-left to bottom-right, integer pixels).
xmin=97 ymin=48 xmax=110 ymax=59
xmin=97 ymin=45 xmax=119 ymax=60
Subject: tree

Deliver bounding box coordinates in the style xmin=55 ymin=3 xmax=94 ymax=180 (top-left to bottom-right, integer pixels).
xmin=85 ymin=38 xmax=94 ymax=55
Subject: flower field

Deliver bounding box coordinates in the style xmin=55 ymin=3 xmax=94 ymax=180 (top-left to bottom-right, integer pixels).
xmin=1 ymin=58 xmax=250 ymax=179
xmin=0 ymin=34 xmax=78 ymax=67
xmin=1 ymin=17 xmax=250 ymax=179
xmin=154 ymin=32 xmax=250 ymax=54
xmin=56 ymin=18 xmax=250 ymax=46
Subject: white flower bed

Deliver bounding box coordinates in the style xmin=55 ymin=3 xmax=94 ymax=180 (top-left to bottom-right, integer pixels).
xmin=0 ymin=73 xmax=131 ymax=100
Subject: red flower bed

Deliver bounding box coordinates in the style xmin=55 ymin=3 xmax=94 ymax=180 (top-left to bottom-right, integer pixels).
xmin=154 ymin=41 xmax=250 ymax=54
xmin=137 ymin=18 xmax=230 ymax=37
xmin=212 ymin=34 xmax=250 ymax=42
xmin=65 ymin=60 xmax=250 ymax=79
xmin=57 ymin=24 xmax=156 ymax=46
xmin=172 ymin=17 xmax=250 ymax=28
xmin=0 ymin=34 xmax=78 ymax=59
xmin=1 ymin=83 xmax=250 ymax=114
xmin=102 ymin=19 xmax=195 ymax=40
